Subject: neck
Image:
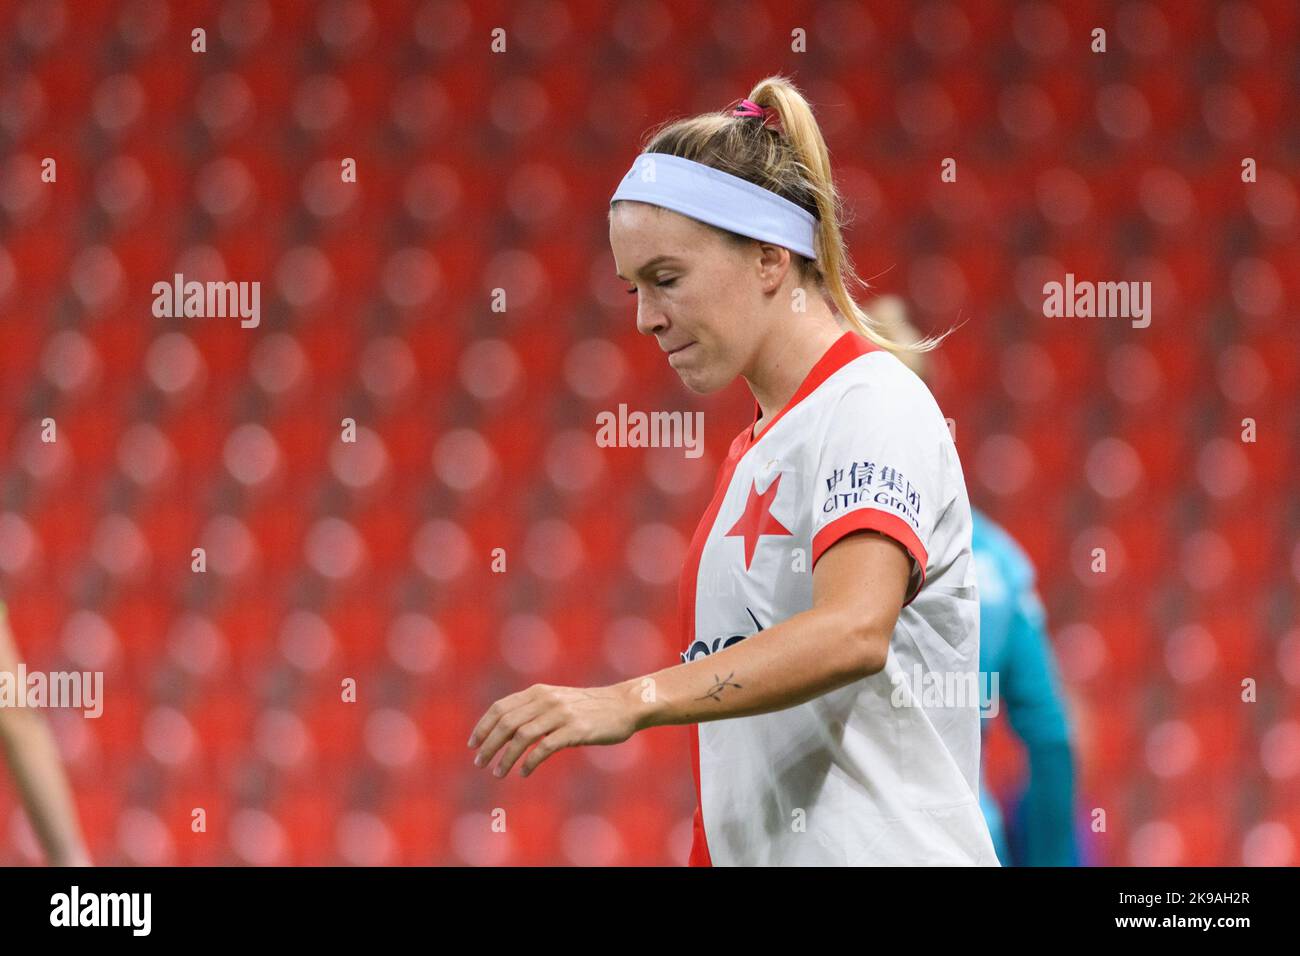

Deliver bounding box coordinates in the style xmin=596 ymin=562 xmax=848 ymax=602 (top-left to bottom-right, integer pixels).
xmin=745 ymin=302 xmax=847 ymax=436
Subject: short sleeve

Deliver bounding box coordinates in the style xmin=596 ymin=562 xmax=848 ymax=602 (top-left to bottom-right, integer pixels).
xmin=810 ymin=380 xmax=945 ymax=606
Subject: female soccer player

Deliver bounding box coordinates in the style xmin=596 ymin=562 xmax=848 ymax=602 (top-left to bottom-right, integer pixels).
xmin=468 ymin=75 xmax=999 ymax=865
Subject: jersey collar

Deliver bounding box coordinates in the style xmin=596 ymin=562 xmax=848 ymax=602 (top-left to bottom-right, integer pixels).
xmin=741 ymin=330 xmax=880 ymax=453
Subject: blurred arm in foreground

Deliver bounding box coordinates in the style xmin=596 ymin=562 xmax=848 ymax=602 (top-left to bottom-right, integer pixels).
xmin=0 ymin=602 xmax=92 ymax=866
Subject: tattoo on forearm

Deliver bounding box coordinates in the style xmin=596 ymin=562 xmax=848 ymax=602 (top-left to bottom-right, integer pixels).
xmin=696 ymin=671 xmax=742 ymax=703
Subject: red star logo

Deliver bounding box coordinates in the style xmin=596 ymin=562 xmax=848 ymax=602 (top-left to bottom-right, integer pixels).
xmin=725 ymin=472 xmax=793 ymax=571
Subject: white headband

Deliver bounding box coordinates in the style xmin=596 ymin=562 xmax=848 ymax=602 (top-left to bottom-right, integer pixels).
xmin=609 ymin=153 xmax=818 ymax=261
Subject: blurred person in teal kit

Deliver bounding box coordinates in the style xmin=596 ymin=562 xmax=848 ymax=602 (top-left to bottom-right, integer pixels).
xmin=863 ymin=297 xmax=1079 ymax=865
xmin=968 ymin=511 xmax=1078 ymax=865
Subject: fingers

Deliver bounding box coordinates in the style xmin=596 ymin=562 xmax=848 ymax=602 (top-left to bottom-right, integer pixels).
xmin=473 ymin=699 xmax=547 ymax=771
xmin=467 ymin=684 xmax=543 ymax=750
xmin=492 ymin=709 xmax=567 ymax=778
xmin=519 ymin=727 xmax=573 ymax=778
xmin=468 ymin=684 xmax=595 ymax=780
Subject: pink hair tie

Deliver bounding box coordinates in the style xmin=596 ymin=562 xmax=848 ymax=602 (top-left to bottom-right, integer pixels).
xmin=732 ymin=97 xmax=780 ymax=130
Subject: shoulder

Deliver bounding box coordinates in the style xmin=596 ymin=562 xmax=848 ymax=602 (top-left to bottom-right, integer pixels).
xmin=822 ymin=347 xmax=945 ymax=419
xmin=809 ymin=348 xmax=953 ymax=471
xmin=846 ymin=346 xmax=930 ymax=392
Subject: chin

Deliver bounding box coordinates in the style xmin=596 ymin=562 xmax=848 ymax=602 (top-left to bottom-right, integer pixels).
xmin=671 ymin=345 xmax=731 ymax=393
xmin=677 ymin=366 xmax=727 ymax=395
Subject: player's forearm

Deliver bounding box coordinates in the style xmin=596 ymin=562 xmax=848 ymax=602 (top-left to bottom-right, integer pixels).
xmin=0 ymin=712 xmax=91 ymax=865
xmin=1023 ymin=739 xmax=1078 ymax=866
xmin=626 ymin=606 xmax=883 ymax=729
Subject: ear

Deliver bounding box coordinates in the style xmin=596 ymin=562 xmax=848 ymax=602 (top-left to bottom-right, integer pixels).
xmin=754 ymin=241 xmax=793 ymax=292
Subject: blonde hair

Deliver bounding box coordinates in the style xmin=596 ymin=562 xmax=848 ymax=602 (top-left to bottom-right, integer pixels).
xmin=612 ymin=74 xmax=955 ymax=356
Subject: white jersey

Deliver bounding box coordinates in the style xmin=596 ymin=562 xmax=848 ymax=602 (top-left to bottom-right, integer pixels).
xmin=678 ymin=330 xmax=999 ymax=866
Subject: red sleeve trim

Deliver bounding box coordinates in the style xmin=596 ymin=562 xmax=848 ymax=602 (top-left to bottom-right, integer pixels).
xmin=811 ymin=509 xmax=929 ymax=607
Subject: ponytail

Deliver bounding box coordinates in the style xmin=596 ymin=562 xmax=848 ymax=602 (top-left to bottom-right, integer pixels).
xmin=636 ymin=73 xmax=958 ymax=356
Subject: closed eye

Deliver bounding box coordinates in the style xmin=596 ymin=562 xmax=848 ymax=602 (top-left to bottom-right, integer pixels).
xmin=626 ymin=278 xmax=677 ymax=294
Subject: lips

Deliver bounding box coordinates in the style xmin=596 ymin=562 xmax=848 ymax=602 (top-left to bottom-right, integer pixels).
xmin=667 ymin=342 xmax=694 ymax=356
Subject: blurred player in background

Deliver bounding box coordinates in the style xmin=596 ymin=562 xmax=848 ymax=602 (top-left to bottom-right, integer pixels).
xmin=867 ymin=294 xmax=1079 ymax=866
xmin=0 ymin=601 xmax=92 ymax=866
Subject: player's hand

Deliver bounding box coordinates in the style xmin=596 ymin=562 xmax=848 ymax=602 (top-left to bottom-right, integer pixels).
xmin=467 ymin=682 xmax=642 ymax=779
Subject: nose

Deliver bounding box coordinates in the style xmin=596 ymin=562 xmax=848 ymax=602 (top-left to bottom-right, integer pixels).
xmin=635 ymin=294 xmax=668 ymax=338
